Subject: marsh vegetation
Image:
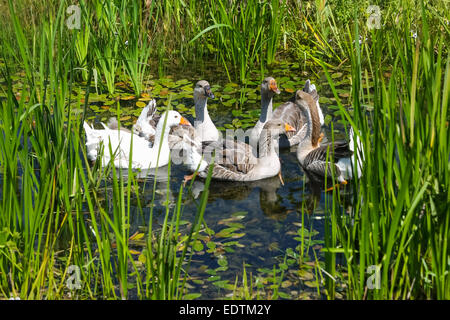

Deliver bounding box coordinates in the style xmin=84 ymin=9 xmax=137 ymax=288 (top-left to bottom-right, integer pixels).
xmin=0 ymin=0 xmax=448 ymax=300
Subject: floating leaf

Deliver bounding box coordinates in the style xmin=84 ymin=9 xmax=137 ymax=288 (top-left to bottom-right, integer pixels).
xmin=217 ymin=256 xmax=228 ymax=267
xmin=298 ymin=269 xmax=314 ymax=280
xmin=138 ymin=254 xmax=146 ymax=264
xmin=136 ymin=101 xmax=147 ymax=108
xmin=207 ymin=275 xmax=220 ymax=282
xmin=331 ymin=72 xmax=343 ymax=79
xmin=319 ymin=96 xmax=332 ymax=104
xmin=278 ymin=292 xmax=291 ymax=299
xmin=213 ymin=280 xmax=232 ymax=289
xmin=121 ymin=95 xmax=135 ymax=100
xmin=303 ymin=280 xmax=318 ymax=288
xmin=183 ymin=293 xmax=202 ymax=300
xmin=206 ymin=242 xmax=216 ymax=252
xmin=231 ymin=211 xmax=247 ymax=217
xmin=231 ymin=233 xmax=245 ymax=239
xmin=193 ymin=240 xmax=204 ymax=251
xmin=160 ymin=89 xmax=170 ymax=96
xmin=215 ymin=227 xmax=239 ymax=238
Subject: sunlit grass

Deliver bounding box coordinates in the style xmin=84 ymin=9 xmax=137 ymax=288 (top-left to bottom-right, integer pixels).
xmin=321 ymin=1 xmax=449 ymax=299
xmin=0 ymin=0 xmax=448 ymax=300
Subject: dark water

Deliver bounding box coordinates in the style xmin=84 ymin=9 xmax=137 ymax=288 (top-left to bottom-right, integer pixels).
xmin=118 ymin=150 xmax=338 ymax=299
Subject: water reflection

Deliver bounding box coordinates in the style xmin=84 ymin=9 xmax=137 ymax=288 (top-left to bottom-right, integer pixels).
xmin=188 ymin=175 xmax=290 ymax=219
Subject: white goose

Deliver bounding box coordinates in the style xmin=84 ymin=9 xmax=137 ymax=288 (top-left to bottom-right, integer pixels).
xmin=131 ymin=80 xmax=218 ymax=146
xmin=84 ymin=110 xmax=190 ymax=169
xmin=294 ymin=90 xmax=364 ymax=188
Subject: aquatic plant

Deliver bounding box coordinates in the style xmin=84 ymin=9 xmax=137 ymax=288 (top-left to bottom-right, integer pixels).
xmin=321 ymin=1 xmax=449 ymax=299
xmin=0 ymin=0 xmax=211 ymax=299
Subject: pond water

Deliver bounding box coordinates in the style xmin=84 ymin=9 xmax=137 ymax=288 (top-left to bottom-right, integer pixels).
xmin=81 ymin=61 xmax=355 ymax=299
xmin=0 ymin=59 xmax=355 ymax=299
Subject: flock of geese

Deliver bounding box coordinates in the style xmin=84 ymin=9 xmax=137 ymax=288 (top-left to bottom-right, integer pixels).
xmin=84 ymin=77 xmax=364 ymax=190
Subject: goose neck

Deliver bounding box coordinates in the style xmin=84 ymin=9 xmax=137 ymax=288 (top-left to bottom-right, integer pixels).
xmin=259 ymin=93 xmax=273 ymax=123
xmin=302 ymin=97 xmax=321 ymax=148
xmin=195 ymin=97 xmax=210 ymax=123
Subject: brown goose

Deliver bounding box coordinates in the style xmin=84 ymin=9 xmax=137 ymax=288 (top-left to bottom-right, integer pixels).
xmin=250 ymin=78 xmax=324 ymax=152
xmin=295 ymin=90 xmax=363 ymax=188
xmin=249 ymin=77 xmax=281 ymax=149
xmin=272 ymin=79 xmax=324 ymax=148
xmin=183 ymin=119 xmax=296 ymax=183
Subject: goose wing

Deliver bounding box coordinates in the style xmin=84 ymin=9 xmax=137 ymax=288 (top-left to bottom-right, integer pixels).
xmin=201 ymin=139 xmax=257 ymax=175
xmin=272 ymin=101 xmax=306 ymax=139
xmin=304 ymin=140 xmax=353 ymax=166
xmin=106 ymin=118 xmax=132 ymax=133
xmin=132 ymin=99 xmax=158 ymax=140
xmin=304 ymin=160 xmax=341 ymax=179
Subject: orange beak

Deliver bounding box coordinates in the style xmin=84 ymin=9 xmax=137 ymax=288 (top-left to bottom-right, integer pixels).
xmin=269 ymin=79 xmax=280 ymax=94
xmin=285 ymin=123 xmax=296 ymax=132
xmin=179 ymin=116 xmax=191 ymax=126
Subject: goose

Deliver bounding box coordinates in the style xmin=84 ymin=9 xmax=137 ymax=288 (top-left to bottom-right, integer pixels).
xmin=249 ymin=77 xmax=281 ymax=150
xmin=249 ymin=78 xmax=324 ymax=152
xmin=294 ymin=90 xmax=363 ymax=189
xmin=193 ymin=80 xmax=219 ymax=142
xmin=183 ymin=119 xmax=296 ymax=183
xmin=131 ymin=80 xmax=217 ymax=146
xmin=271 ymin=79 xmax=324 ymax=149
xmin=129 ymin=99 xmax=195 ymax=149
xmin=84 ymin=110 xmax=191 ymax=169
xmin=302 ymin=79 xmax=324 ymax=125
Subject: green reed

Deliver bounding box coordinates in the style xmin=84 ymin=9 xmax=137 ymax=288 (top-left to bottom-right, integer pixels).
xmin=117 ymin=1 xmax=151 ymax=96
xmin=0 ymin=0 xmax=210 ymax=299
xmin=190 ymin=0 xmax=286 ymax=83
xmin=321 ymin=1 xmax=449 ymax=299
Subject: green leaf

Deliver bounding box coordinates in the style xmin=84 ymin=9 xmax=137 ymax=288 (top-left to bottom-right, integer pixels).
xmin=183 ymin=293 xmax=202 ymax=300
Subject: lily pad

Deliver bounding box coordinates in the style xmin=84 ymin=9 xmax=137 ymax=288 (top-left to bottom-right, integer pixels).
xmin=121 ymin=95 xmax=135 ymax=100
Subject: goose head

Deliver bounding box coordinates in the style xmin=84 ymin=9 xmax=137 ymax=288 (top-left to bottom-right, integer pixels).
xmin=157 ymin=110 xmax=191 ymax=131
xmin=262 ymin=119 xmax=296 ymax=138
xmin=194 ymin=80 xmax=215 ymax=100
xmin=261 ymin=77 xmax=280 ymax=97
